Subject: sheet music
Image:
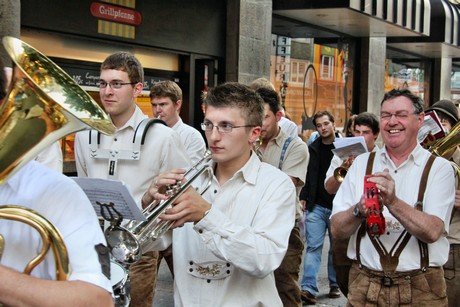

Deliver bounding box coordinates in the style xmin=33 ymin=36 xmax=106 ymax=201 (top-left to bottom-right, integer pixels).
xmin=332 ymin=136 xmax=368 ymax=160
xmin=417 ymin=111 xmax=445 ymax=144
xmin=72 ymin=177 xmax=146 ymax=221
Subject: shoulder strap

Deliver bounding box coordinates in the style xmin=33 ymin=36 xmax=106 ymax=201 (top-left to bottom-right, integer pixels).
xmin=356 ymin=152 xmax=376 ymax=264
xmin=357 ymin=153 xmax=436 ymax=273
xmin=279 ymin=136 xmax=294 ymax=169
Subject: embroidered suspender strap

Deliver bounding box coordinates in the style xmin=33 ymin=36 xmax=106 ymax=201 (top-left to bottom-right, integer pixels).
xmin=279 ymin=137 xmax=293 ymax=169
xmin=356 ymin=152 xmax=376 ymax=265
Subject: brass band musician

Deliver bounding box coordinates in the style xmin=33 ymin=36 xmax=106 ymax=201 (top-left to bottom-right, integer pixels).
xmin=331 ymin=89 xmax=454 ymax=306
xmin=0 ymin=50 xmax=113 ymax=306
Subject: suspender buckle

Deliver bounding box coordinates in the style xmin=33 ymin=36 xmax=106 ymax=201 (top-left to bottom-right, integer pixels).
xmin=382 ymin=275 xmax=393 ymax=287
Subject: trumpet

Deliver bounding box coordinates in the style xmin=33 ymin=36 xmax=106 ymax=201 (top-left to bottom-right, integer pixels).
xmin=253 ymin=136 xmax=263 ymax=161
xmin=105 ymin=150 xmax=213 ymax=265
xmin=333 ymin=157 xmax=354 ymax=183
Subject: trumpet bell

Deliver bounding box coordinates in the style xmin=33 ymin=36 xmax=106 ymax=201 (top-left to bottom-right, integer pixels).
xmin=0 ymin=36 xmax=115 ymax=184
xmin=333 ymin=167 xmax=347 ymax=183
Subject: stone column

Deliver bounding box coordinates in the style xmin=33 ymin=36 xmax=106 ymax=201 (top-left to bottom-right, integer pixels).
xmin=0 ymin=0 xmax=21 ymax=67
xmin=433 ymin=57 xmax=452 ymax=102
xmin=226 ymin=0 xmax=272 ymax=84
xmin=359 ymin=37 xmax=386 ymax=114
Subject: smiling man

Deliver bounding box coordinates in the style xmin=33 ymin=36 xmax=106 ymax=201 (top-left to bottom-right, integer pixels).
xmin=331 ymin=88 xmax=454 ymax=306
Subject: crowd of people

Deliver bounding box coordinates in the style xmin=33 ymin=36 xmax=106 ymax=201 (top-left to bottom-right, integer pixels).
xmin=0 ymin=46 xmax=459 ymax=307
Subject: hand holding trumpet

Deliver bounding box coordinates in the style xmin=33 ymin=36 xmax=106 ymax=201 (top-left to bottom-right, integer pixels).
xmin=148 ymin=169 xmax=212 ymax=228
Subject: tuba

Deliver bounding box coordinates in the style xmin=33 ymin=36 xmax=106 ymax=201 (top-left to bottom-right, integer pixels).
xmin=0 ymin=36 xmax=115 ymax=279
xmin=105 ymin=150 xmax=213 ymax=265
xmin=428 ymin=120 xmax=460 ymax=187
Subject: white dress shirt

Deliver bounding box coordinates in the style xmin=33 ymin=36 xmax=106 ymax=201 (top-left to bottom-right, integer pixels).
xmin=331 ymin=145 xmax=455 ymax=271
xmin=279 ymin=117 xmax=299 ymax=139
xmin=0 ymin=161 xmax=113 ymax=293
xmin=34 ymin=141 xmax=63 ymax=173
xmin=74 ymin=106 xmax=191 ymax=205
xmin=172 ymin=153 xmax=296 ymax=306
xmin=172 ymin=118 xmax=206 ymax=165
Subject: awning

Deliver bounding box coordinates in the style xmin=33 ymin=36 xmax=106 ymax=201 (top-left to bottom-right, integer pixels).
xmin=273 ymin=0 xmax=431 ymax=38
xmin=388 ymin=0 xmax=460 ymax=58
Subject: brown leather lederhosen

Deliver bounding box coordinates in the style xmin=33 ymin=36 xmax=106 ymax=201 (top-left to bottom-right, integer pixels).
xmin=355 ymin=152 xmax=436 ymax=283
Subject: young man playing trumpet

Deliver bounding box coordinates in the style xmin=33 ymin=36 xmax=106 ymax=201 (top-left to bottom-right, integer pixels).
xmin=144 ymin=82 xmax=296 ymax=306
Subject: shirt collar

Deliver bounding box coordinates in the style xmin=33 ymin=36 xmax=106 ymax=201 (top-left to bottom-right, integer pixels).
xmin=115 ymin=106 xmax=147 ymax=132
xmin=379 ymin=143 xmax=425 ymax=167
xmin=212 ymin=152 xmax=260 ymax=186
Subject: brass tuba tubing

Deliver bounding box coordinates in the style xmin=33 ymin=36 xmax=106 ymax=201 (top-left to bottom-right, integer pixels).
xmin=0 ymin=205 xmax=70 ymax=280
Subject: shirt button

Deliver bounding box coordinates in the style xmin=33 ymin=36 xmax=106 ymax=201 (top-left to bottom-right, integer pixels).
xmin=114 ymin=138 xmax=117 ymax=142
xmin=214 ymin=189 xmax=217 ymax=193
xmin=198 ymin=229 xmax=203 ymax=234
xmin=207 ymin=279 xmax=211 ymax=283
xmin=189 ymin=261 xmax=194 ymax=265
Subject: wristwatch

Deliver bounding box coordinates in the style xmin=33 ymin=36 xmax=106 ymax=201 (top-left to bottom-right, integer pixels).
xmin=353 ymin=204 xmax=364 ymax=219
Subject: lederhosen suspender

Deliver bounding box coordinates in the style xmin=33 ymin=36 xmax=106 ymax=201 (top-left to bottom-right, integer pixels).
xmin=279 ymin=137 xmax=293 ymax=169
xmin=356 ymin=152 xmax=436 ymax=278
xmin=89 ymin=118 xmax=166 ymax=179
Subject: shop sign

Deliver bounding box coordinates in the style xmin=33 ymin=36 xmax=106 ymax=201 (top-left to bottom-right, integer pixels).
xmin=90 ymin=2 xmax=142 ymax=26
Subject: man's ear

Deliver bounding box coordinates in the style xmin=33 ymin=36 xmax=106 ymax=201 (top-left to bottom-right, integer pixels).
xmin=176 ymin=99 xmax=182 ymax=112
xmin=249 ymin=126 xmax=261 ymax=144
xmin=275 ymin=111 xmax=283 ymax=122
xmin=133 ymin=82 xmax=144 ymax=97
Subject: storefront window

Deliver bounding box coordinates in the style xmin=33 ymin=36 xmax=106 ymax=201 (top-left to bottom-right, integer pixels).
xmin=270 ymin=35 xmax=354 ymax=138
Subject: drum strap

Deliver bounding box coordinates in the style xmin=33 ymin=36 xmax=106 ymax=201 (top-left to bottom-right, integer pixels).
xmin=88 ymin=118 xmax=166 ymax=179
xmin=356 ymin=153 xmax=436 ymax=274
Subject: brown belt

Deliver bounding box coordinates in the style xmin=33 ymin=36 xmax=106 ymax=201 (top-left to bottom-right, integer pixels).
xmin=353 ymin=261 xmax=441 ymax=287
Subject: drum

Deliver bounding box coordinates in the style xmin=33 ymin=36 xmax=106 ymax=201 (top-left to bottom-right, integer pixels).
xmin=110 ymin=260 xmax=130 ymax=307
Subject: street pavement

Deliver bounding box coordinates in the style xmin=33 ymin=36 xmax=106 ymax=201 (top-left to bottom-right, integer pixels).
xmin=152 ymin=231 xmax=347 ymax=306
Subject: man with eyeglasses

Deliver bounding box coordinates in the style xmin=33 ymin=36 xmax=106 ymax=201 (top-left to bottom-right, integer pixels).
xmin=331 ymin=88 xmax=454 ymax=306
xmin=74 ymin=52 xmax=190 ymax=307
xmin=144 ymin=82 xmax=297 ymax=306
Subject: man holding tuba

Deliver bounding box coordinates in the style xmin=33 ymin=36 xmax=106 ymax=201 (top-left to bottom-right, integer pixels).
xmin=0 ymin=46 xmax=113 ymax=305
xmin=425 ymin=99 xmax=460 ymax=306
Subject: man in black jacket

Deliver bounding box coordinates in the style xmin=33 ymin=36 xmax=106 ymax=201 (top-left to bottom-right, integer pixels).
xmin=299 ymin=110 xmax=340 ymax=304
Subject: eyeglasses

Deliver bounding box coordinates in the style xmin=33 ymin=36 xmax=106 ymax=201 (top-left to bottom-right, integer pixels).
xmin=98 ymin=80 xmax=138 ymax=89
xmin=201 ymin=122 xmax=255 ymax=133
xmin=380 ymin=111 xmax=416 ymax=121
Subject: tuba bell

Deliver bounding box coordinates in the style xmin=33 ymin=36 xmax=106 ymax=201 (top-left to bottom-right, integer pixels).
xmin=0 ymin=36 xmax=115 ymax=279
xmin=0 ymin=36 xmax=115 ymax=185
